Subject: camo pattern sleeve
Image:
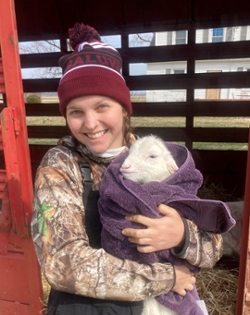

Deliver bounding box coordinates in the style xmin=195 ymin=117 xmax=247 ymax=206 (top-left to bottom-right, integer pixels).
xmin=176 ymin=220 xmax=223 ymax=268
xmin=31 ymin=143 xmax=175 ymax=301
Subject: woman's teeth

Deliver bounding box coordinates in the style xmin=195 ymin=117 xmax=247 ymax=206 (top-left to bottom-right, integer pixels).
xmin=87 ymin=131 xmax=105 ymax=139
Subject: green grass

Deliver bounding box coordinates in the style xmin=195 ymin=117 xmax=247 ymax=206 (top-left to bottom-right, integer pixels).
xmin=26 ymin=116 xmax=66 ymax=126
xmin=28 ymin=138 xmax=59 ymax=145
xmin=193 ymin=142 xmax=248 ymax=150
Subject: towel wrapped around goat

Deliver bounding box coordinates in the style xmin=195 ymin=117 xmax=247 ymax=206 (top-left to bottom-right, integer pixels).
xmin=98 ymin=141 xmax=235 ymax=315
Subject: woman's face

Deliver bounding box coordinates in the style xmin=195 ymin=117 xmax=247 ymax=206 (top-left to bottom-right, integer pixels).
xmin=66 ymin=95 xmax=125 ymax=154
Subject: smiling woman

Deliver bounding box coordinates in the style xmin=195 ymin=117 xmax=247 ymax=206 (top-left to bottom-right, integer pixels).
xmin=30 ymin=22 xmax=224 ymax=315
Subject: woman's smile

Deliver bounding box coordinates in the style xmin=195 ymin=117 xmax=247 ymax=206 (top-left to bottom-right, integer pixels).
xmin=85 ymin=130 xmax=107 ymax=139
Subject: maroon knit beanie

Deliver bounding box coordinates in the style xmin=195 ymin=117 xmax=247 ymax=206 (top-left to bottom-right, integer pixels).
xmin=57 ymin=23 xmax=132 ymax=117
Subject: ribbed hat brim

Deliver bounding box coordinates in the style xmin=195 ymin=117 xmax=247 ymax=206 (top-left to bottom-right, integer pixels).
xmin=58 ymin=67 xmax=132 ymax=117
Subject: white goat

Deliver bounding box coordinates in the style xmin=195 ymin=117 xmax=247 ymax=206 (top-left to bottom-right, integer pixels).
xmin=120 ymin=135 xmax=179 ymax=184
xmin=120 ymin=135 xmax=179 ymax=315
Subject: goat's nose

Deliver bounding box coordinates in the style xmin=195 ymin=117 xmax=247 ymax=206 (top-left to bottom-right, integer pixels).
xmin=120 ymin=164 xmax=131 ymax=171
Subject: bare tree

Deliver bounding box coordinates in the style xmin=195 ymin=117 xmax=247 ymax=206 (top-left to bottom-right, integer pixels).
xmin=129 ymin=33 xmax=154 ymax=47
xmin=19 ymin=39 xmax=62 ymax=79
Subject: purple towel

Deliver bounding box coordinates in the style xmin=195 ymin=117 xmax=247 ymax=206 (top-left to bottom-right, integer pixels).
xmin=98 ymin=142 xmax=235 ymax=315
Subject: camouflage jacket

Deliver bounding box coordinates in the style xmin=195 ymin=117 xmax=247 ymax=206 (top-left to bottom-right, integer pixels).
xmin=31 ymin=135 xmax=223 ymax=301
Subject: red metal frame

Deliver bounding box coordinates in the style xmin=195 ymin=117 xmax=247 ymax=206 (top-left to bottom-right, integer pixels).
xmin=236 ymin=128 xmax=250 ymax=315
xmin=0 ymin=0 xmax=43 ymax=314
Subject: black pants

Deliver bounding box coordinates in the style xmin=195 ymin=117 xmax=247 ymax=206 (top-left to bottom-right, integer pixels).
xmin=46 ymin=289 xmax=143 ymax=315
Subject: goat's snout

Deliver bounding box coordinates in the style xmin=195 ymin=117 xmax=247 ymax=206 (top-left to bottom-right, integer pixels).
xmin=120 ymin=163 xmax=131 ymax=171
xmin=120 ymin=163 xmax=132 ymax=175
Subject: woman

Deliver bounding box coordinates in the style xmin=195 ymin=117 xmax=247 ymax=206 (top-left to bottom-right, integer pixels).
xmin=31 ymin=23 xmax=223 ymax=315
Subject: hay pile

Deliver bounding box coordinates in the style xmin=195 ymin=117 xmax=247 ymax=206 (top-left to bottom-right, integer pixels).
xmin=197 ymin=182 xmax=243 ymax=202
xmin=196 ymin=267 xmax=238 ymax=315
xmin=197 ymin=182 xmax=240 ymax=314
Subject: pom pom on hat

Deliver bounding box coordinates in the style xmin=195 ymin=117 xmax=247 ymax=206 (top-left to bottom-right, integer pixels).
xmin=58 ymin=22 xmax=132 ymax=117
xmin=68 ymin=23 xmax=101 ymax=50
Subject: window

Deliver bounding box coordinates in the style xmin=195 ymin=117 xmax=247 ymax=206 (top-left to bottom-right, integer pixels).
xmin=175 ymin=31 xmax=187 ymax=44
xmin=212 ymin=28 xmax=224 ymax=42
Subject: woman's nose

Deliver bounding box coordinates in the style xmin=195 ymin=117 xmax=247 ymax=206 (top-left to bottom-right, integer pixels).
xmin=84 ymin=112 xmax=98 ymax=129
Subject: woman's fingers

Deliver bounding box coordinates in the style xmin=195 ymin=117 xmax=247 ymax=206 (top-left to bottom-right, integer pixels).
xmin=137 ymin=245 xmax=157 ymax=253
xmin=122 ymin=204 xmax=185 ymax=251
xmin=172 ymin=265 xmax=196 ymax=295
xmin=122 ymin=227 xmax=149 ymax=239
xmin=125 ymin=214 xmax=154 ymax=226
xmin=121 ymin=215 xmax=153 ymax=240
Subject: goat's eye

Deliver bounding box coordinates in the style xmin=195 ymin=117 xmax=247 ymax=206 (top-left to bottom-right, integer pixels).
xmin=149 ymin=155 xmax=157 ymax=159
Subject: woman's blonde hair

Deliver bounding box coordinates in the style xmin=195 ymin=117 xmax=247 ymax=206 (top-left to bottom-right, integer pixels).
xmin=122 ymin=108 xmax=135 ymax=148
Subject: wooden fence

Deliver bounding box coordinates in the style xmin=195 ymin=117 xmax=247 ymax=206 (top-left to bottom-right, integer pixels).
xmin=1 ymin=20 xmax=249 ymax=196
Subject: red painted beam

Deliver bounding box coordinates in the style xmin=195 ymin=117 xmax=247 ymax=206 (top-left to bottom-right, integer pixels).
xmin=236 ymin=128 xmax=250 ymax=315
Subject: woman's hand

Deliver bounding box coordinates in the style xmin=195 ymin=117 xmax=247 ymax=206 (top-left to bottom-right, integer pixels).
xmin=172 ymin=265 xmax=196 ymax=296
xmin=122 ymin=204 xmax=185 ymax=253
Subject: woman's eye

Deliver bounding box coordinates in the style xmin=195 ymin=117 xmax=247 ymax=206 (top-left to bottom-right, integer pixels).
xmin=71 ymin=110 xmax=82 ymax=115
xmin=98 ymin=104 xmax=108 ymax=110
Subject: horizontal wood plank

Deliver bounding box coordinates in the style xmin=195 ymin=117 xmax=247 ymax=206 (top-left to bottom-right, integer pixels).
xmin=25 ymin=103 xmax=61 ymax=116
xmin=24 ymin=101 xmax=250 ymax=117
xmin=121 ymin=41 xmax=250 ymax=64
xmin=22 ymin=71 xmax=250 ymax=93
xmin=26 ymin=126 xmax=249 ymax=143
xmin=20 ymin=41 xmax=250 ymax=68
xmin=134 ymin=127 xmax=249 ymax=142
xmin=132 ymin=101 xmax=250 ymax=117
xmin=20 ymin=52 xmax=65 ymax=68
xmin=125 ymin=72 xmax=250 ymax=90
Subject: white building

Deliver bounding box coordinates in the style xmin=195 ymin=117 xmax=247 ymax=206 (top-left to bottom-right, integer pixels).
xmin=146 ymin=26 xmax=250 ymax=102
